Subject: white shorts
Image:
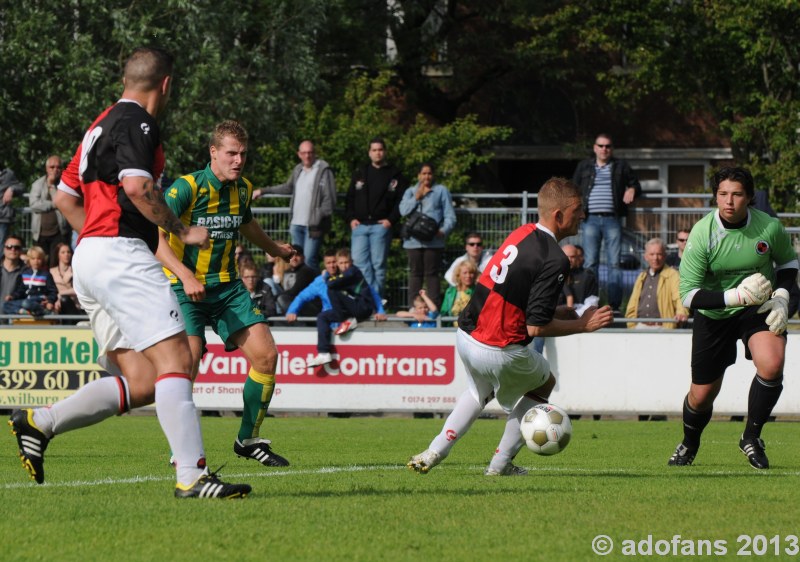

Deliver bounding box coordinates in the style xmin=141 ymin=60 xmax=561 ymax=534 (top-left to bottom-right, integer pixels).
xmin=73 ymin=237 xmax=185 ymax=369
xmin=456 ymin=329 xmax=551 ymax=413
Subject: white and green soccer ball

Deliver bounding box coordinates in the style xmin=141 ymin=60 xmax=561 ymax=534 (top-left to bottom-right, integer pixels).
xmin=520 ymin=403 xmax=572 ymax=456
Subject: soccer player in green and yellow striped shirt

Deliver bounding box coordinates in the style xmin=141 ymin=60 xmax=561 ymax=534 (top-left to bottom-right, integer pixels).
xmin=157 ymin=120 xmax=295 ymax=467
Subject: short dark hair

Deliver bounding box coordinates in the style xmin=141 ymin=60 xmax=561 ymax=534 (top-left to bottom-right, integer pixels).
xmin=464 ymin=232 xmax=482 ymax=244
xmin=323 ymin=248 xmax=337 ymax=258
xmin=368 ymin=137 xmax=386 ymax=150
xmin=418 ymin=162 xmax=435 ymax=174
xmin=712 ymin=167 xmax=755 ymax=202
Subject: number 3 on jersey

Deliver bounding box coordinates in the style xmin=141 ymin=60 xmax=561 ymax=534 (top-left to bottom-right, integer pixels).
xmin=490 ymin=245 xmax=518 ymax=284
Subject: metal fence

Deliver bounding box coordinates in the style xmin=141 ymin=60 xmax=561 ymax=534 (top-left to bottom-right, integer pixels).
xmin=11 ymin=192 xmax=800 ymax=311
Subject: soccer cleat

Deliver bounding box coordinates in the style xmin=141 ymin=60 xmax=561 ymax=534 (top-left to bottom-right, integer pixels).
xmin=407 ymin=449 xmax=442 ymax=474
xmin=334 ymin=318 xmax=357 ymax=336
xmin=8 ymin=409 xmax=50 ymax=484
xmin=667 ymin=442 xmax=697 ymax=466
xmin=484 ymin=463 xmax=529 ymax=476
xmin=174 ymin=466 xmax=251 ymax=499
xmin=306 ymin=352 xmax=332 ymax=367
xmin=739 ymin=436 xmax=769 ymax=470
xmin=234 ymin=438 xmax=290 ymax=467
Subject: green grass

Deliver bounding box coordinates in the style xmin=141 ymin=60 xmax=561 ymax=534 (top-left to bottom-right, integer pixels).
xmin=2 ymin=415 xmax=799 ymax=561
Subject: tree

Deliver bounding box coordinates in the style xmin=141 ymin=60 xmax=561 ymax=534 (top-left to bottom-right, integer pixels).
xmin=0 ymin=0 xmax=331 ymax=182
xmin=515 ymin=1 xmax=800 ymax=208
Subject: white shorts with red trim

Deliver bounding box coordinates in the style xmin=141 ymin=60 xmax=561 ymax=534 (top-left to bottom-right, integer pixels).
xmin=456 ymin=329 xmax=550 ymax=413
xmin=73 ymin=237 xmax=185 ymax=367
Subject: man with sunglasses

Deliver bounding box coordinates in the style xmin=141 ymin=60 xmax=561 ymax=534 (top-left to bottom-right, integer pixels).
xmin=666 ymin=229 xmax=690 ymax=268
xmin=444 ymin=232 xmax=493 ymax=287
xmin=572 ymin=133 xmax=641 ymax=314
xmin=1 ymin=235 xmax=25 ymax=309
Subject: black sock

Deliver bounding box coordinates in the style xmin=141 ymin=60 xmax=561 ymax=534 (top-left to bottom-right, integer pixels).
xmin=682 ymin=395 xmax=712 ymax=450
xmin=743 ymin=374 xmax=783 ymax=439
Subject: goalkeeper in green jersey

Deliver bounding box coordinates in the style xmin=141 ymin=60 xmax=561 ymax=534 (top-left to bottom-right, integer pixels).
xmin=157 ymin=120 xmax=295 ymax=467
xmin=668 ymin=167 xmax=798 ymax=470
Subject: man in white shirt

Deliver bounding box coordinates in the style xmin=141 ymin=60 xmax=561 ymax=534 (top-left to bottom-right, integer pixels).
xmin=253 ymin=140 xmax=336 ymax=269
xmin=444 ymin=232 xmax=493 ymax=287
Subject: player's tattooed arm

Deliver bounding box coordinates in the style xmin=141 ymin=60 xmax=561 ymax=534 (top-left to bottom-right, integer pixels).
xmin=123 ymin=176 xmax=210 ymax=248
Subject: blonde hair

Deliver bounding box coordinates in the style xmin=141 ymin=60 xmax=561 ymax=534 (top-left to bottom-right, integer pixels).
xmin=26 ymin=246 xmax=46 ymax=261
xmin=451 ymin=259 xmax=478 ymax=289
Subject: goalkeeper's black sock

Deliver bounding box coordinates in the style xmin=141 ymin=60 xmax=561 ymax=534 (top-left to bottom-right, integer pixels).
xmin=742 ymin=374 xmax=783 ymax=440
xmin=682 ymin=395 xmax=712 ymax=450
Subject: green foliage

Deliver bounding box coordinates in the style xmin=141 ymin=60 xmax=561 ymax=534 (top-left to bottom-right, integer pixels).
xmin=254 ymin=71 xmax=510 ymax=192
xmin=0 ymin=0 xmax=330 ymax=182
xmin=516 ymin=1 xmax=800 ymax=209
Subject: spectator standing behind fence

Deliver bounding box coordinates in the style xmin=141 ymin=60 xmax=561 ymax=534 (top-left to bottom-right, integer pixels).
xmin=396 ymin=289 xmax=439 ymax=328
xmin=440 ymin=259 xmax=477 ymax=324
xmin=345 ymin=137 xmax=407 ymax=300
xmin=560 ymin=244 xmax=599 ymax=312
xmin=252 ymin=140 xmax=336 ymax=269
xmin=49 ymin=242 xmax=82 ymax=316
xmin=625 ymin=238 xmax=688 ymax=329
xmin=572 ymin=133 xmax=641 ymax=314
xmin=3 ymin=246 xmax=58 ymax=317
xmin=666 ymin=229 xmax=690 ymax=269
xmin=29 ymin=155 xmax=70 ymax=261
xmin=444 ymin=232 xmax=493 ymax=287
xmin=0 ymin=165 xmax=24 ymax=245
xmin=399 ymin=163 xmax=456 ymax=307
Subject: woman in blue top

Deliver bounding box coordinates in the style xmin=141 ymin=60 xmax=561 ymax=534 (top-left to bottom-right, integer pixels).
xmin=399 ymin=163 xmax=456 ymax=308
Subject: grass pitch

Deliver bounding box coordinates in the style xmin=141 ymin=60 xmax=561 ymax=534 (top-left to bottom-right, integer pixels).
xmin=2 ymin=414 xmax=799 ymax=561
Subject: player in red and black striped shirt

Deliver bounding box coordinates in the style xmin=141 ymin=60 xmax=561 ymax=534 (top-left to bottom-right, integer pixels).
xmin=8 ymin=47 xmax=250 ymax=499
xmin=409 ymin=177 xmax=613 ymax=476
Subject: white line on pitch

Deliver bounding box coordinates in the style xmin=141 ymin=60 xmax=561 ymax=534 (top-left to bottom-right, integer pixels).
xmin=0 ymin=464 xmax=402 ymax=491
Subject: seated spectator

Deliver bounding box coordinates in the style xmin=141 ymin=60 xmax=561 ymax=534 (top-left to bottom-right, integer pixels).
xmin=625 ymin=238 xmax=688 ymax=329
xmin=559 ymin=244 xmax=599 ymax=315
xmin=666 ymin=229 xmax=689 ymax=268
xmin=306 ymin=248 xmax=377 ymax=367
xmin=240 ymin=263 xmax=277 ymax=318
xmin=49 ymin=242 xmax=83 ymax=316
xmin=440 ymin=259 xmax=477 ymax=324
xmin=396 ymin=289 xmax=439 ymax=328
xmin=2 ymin=246 xmax=58 ymax=317
xmin=274 ymin=244 xmax=317 ymax=314
xmin=443 ymin=232 xmax=493 ymax=287
xmin=286 ymin=249 xmax=387 ymax=327
xmin=1 ymin=234 xmax=25 ymax=305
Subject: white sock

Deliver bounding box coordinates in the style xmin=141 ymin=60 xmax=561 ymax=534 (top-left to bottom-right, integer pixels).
xmin=155 ymin=374 xmax=206 ymax=486
xmin=33 ymin=376 xmax=129 ymax=438
xmin=487 ymin=396 xmax=537 ymax=472
xmin=429 ymin=390 xmax=484 ymax=457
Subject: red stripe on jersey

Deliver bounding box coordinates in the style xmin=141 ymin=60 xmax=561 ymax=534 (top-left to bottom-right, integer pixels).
xmin=469 ymin=290 xmax=528 ymax=347
xmin=60 ymin=102 xmax=164 ymax=249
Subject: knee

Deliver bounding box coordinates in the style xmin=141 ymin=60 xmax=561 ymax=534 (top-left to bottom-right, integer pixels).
xmin=251 ymin=347 xmax=278 ymax=374
xmin=127 ymin=380 xmax=156 ymax=408
xmin=687 ymin=388 xmax=715 ymax=411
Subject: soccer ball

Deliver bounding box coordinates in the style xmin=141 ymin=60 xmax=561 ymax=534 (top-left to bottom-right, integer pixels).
xmin=520 ymin=403 xmax=572 ymax=456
